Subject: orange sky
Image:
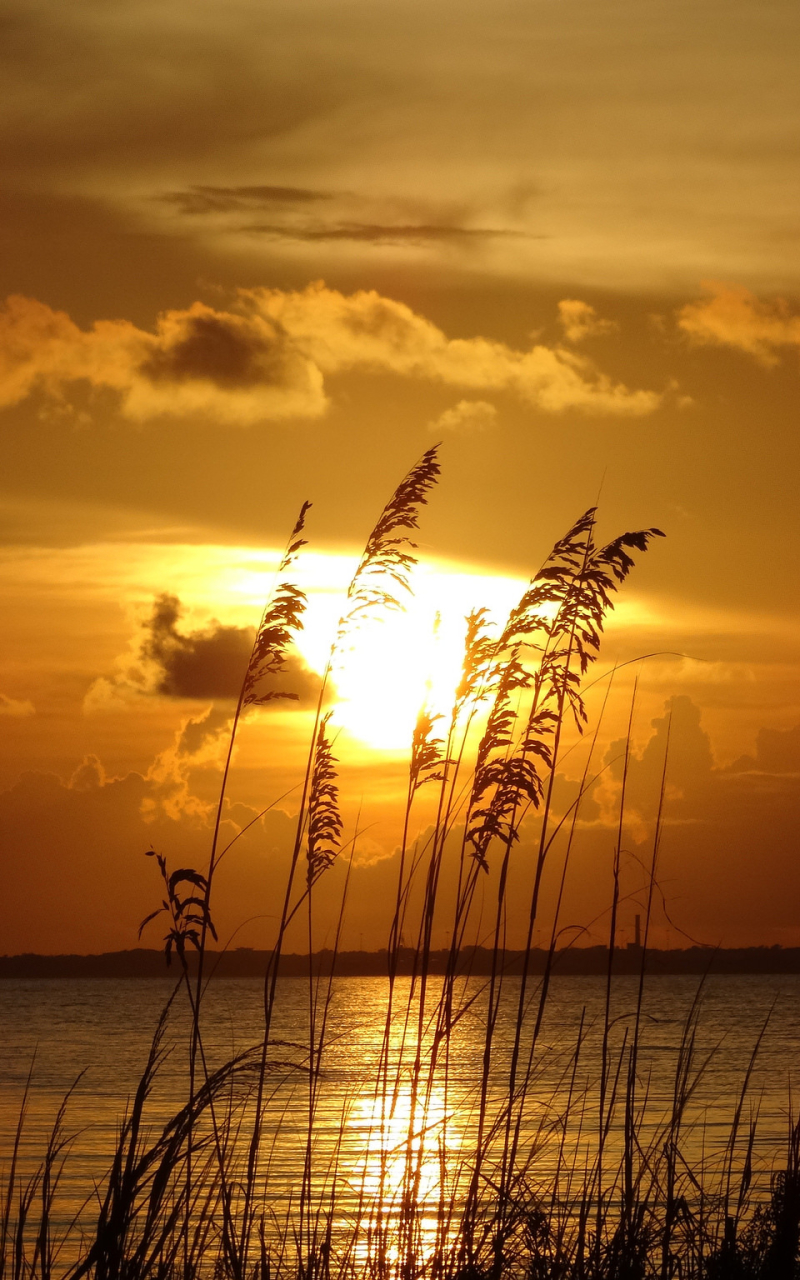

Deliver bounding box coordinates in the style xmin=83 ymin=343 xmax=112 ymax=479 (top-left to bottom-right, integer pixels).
xmin=1 ymin=0 xmax=800 ymax=953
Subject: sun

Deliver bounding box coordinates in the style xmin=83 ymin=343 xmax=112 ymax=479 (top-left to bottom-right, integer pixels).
xmin=163 ymin=545 xmax=526 ymax=753
xmin=329 ymin=601 xmax=460 ymax=751
xmin=294 ymin=559 xmax=525 ymax=752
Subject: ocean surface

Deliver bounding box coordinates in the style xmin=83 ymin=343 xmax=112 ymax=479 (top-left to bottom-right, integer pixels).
xmin=2 ymin=973 xmax=800 ymax=1260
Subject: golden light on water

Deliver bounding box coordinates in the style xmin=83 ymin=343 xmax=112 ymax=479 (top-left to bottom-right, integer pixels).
xmin=349 ymin=1083 xmax=462 ymax=1267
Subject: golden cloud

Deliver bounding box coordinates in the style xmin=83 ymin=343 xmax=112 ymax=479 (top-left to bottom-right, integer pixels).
xmin=677 ymin=283 xmax=800 ymax=366
xmin=0 ymin=295 xmax=326 ymax=424
xmin=0 ymin=286 xmax=662 ymax=423
xmin=253 ymin=284 xmax=660 ymax=414
xmin=557 ymin=299 xmax=617 ymax=344
xmin=428 ymin=399 xmax=498 ymax=433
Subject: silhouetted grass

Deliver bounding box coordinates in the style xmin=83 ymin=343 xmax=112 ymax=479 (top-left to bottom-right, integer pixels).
xmin=3 ymin=450 xmax=799 ymax=1280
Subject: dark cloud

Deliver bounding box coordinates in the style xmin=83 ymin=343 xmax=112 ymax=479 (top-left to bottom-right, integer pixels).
xmin=0 ymin=761 xmax=301 ymax=953
xmin=0 ymin=295 xmax=326 ymax=422
xmin=160 ymin=185 xmax=332 ymax=215
xmin=156 ymin=185 xmax=531 ymax=253
xmin=240 ymin=222 xmax=531 ymax=245
xmin=140 ymin=594 xmax=319 ymax=705
xmin=176 ymin=704 xmax=234 ymax=756
xmin=4 ymin=697 xmax=800 ymax=954
xmin=607 ymin=696 xmax=715 ymax=810
xmin=610 ymin=697 xmax=800 ymax=811
xmin=595 ymin=697 xmax=800 ymax=945
xmin=729 ymin=725 xmax=800 ymax=775
xmin=139 ymin=311 xmax=295 ymax=391
xmin=142 ymin=594 xmax=252 ymax=698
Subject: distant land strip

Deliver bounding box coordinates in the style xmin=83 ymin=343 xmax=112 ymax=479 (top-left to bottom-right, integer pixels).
xmin=3 ymin=946 xmax=800 ymax=979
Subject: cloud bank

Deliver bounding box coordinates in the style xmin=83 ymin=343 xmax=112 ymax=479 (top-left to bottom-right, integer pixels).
xmin=0 ymin=286 xmax=662 ymax=425
xmin=4 ymin=697 xmax=800 ymax=953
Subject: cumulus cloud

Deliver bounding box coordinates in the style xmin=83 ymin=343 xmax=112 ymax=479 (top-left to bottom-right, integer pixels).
xmin=144 ymin=706 xmax=237 ymax=821
xmin=82 ymin=678 xmax=137 ymax=714
xmin=253 ymin=284 xmax=661 ymax=414
xmin=0 ymin=294 xmax=326 ymax=425
xmin=142 ymin=594 xmax=254 ymax=700
xmin=0 ymin=755 xmax=302 ymax=952
xmin=84 ymin=593 xmax=320 ymax=711
xmin=677 ymin=283 xmax=800 ymax=365
xmin=557 ymin=299 xmax=617 ymax=343
xmin=591 ymin=697 xmax=800 ymax=945
xmin=729 ymin=724 xmax=800 ymax=775
xmin=140 ymin=594 xmax=319 ymax=705
xmin=175 ymin=704 xmax=235 ymax=758
xmin=69 ymin=754 xmax=106 ymax=790
xmin=0 ymin=693 xmax=35 ymax=717
xmin=4 ymin=697 xmax=800 ymax=951
xmin=77 ymin=695 xmax=238 ymax=820
xmin=0 ymin=750 xmax=434 ymax=953
xmin=605 ymin=696 xmax=715 ymax=818
xmin=0 ymin=285 xmax=661 ymax=423
xmin=429 ymin=399 xmax=497 ymax=433
xmin=633 ymin=694 xmax=799 ymax=817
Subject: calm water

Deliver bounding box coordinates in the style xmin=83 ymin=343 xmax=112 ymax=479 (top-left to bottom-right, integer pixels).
xmin=2 ymin=974 xmax=799 ymax=1261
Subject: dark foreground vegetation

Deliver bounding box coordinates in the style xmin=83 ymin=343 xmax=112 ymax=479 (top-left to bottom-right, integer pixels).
xmin=4 ymin=449 xmax=799 ymax=1280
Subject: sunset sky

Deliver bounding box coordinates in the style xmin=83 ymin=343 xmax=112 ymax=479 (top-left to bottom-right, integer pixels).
xmin=2 ymin=0 xmax=799 ymax=955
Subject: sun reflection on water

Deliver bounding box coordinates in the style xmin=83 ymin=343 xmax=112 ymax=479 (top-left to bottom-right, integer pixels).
xmin=345 ymin=1082 xmax=464 ymax=1268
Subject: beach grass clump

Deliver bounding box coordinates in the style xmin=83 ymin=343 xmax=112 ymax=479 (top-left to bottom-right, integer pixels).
xmin=3 ymin=450 xmax=799 ymax=1280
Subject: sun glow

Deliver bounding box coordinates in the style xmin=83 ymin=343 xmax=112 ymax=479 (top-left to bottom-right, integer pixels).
xmin=31 ymin=538 xmax=529 ymax=750
xmin=49 ymin=537 xmax=663 ymax=756
xmin=292 ymin=558 xmax=526 ymax=751
xmin=52 ymin=536 xmax=668 ymax=756
xmin=187 ymin=547 xmax=532 ymax=750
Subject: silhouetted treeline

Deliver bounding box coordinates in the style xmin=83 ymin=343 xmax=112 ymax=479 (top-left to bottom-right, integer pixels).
xmin=3 ymin=944 xmax=800 ymax=979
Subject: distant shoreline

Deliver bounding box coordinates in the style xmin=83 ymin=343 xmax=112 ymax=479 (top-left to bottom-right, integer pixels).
xmin=3 ymin=945 xmax=800 ymax=979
